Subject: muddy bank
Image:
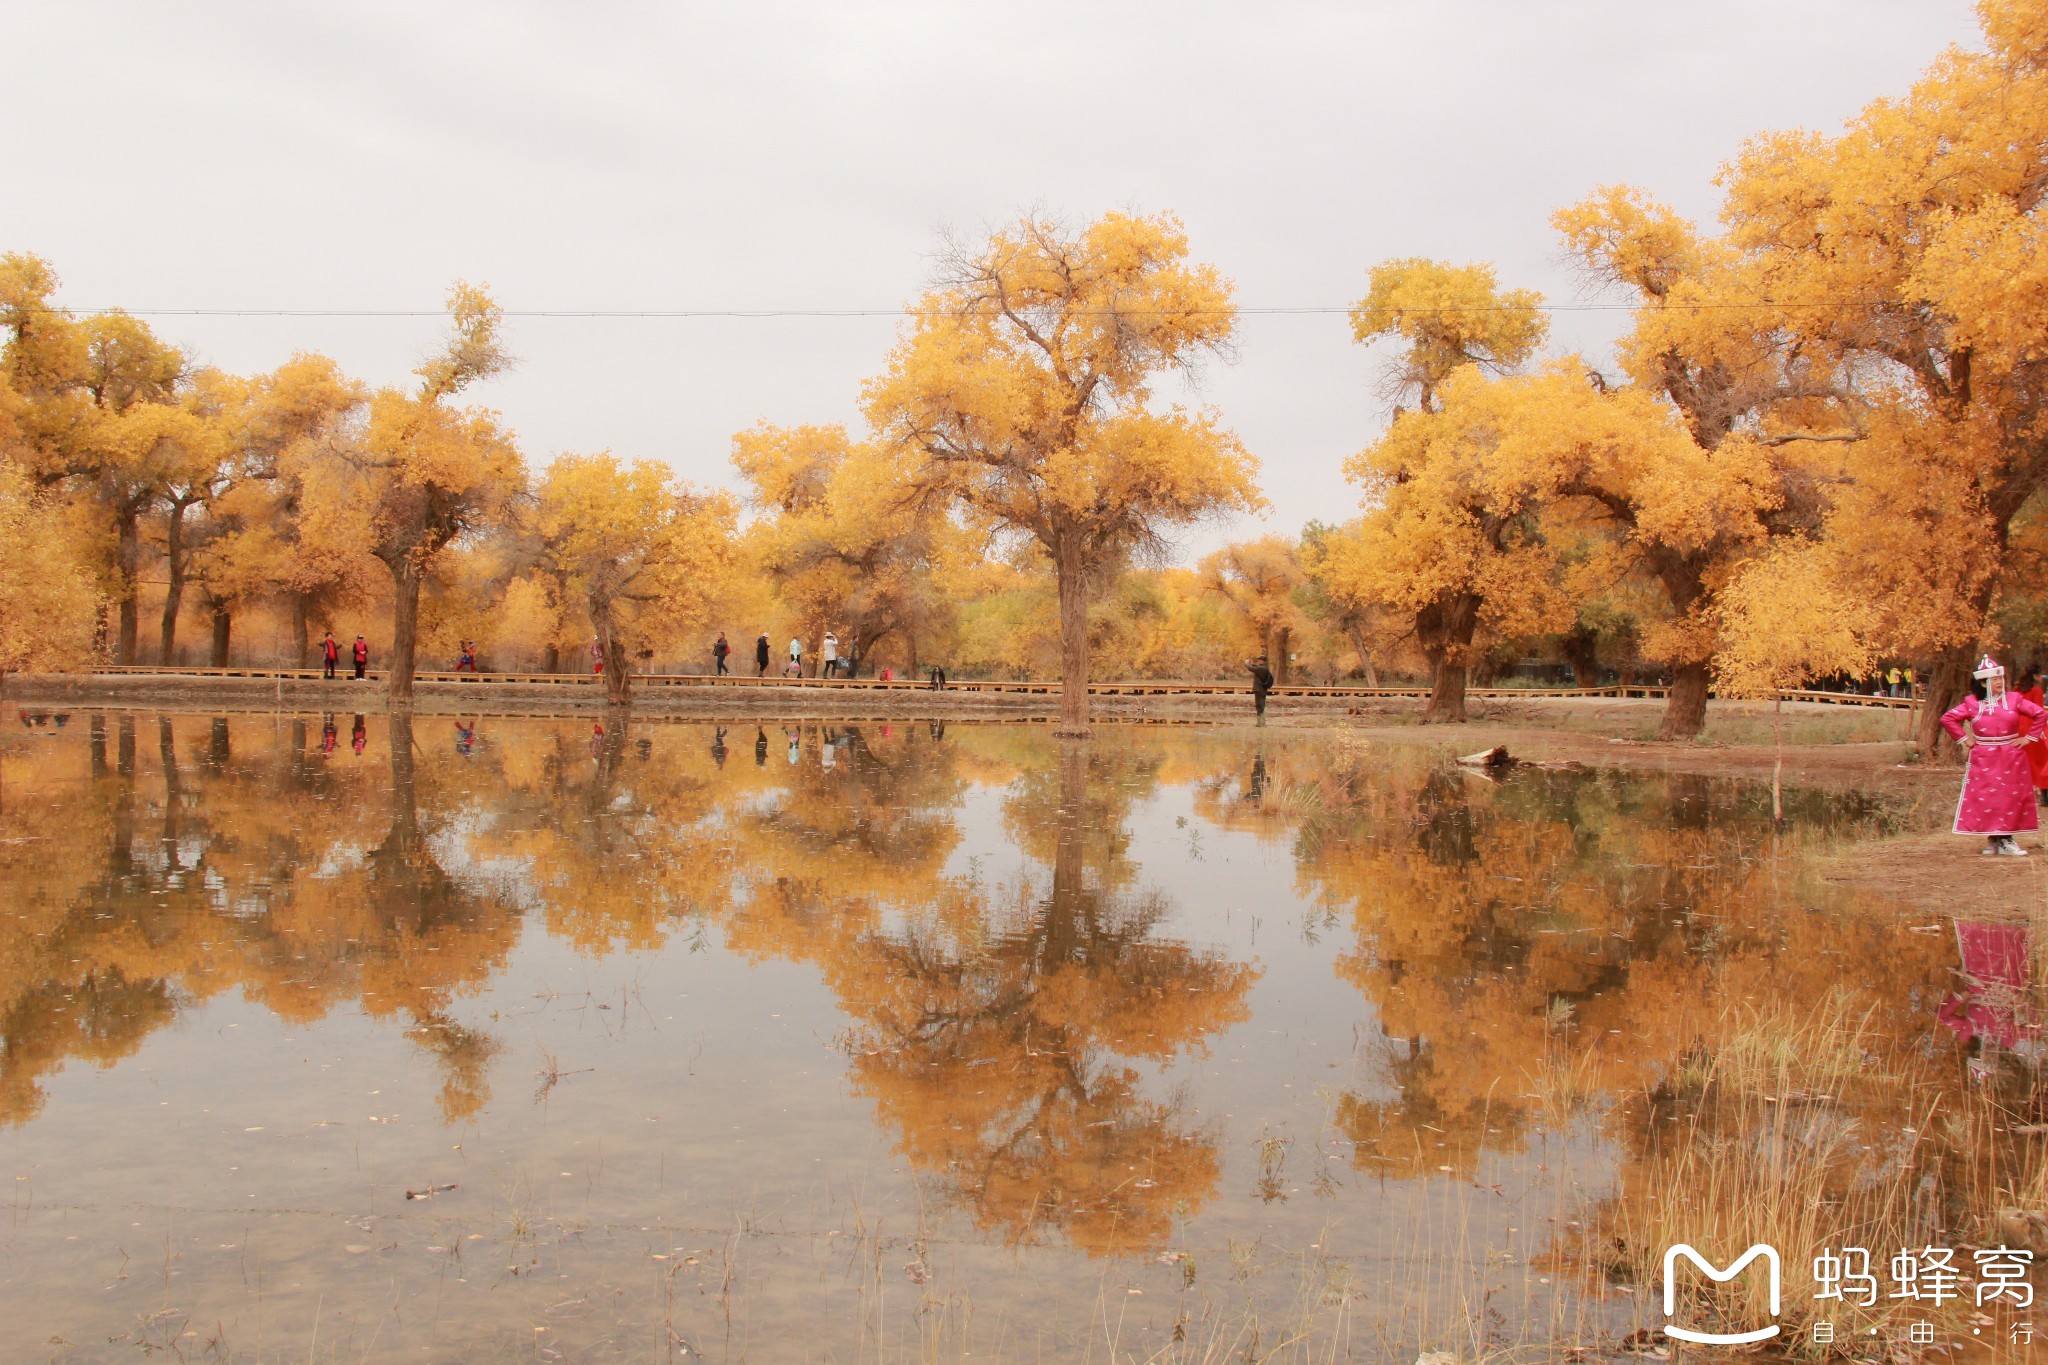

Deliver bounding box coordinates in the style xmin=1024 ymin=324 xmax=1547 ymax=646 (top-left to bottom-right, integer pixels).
xmin=1812 ymin=831 xmax=2048 ymax=919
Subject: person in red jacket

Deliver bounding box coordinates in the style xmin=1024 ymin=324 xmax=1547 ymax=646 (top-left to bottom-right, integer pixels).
xmin=321 ymin=632 xmax=340 ymax=679
xmin=2022 ymin=668 xmax=2048 ymax=807
xmin=352 ymin=635 xmax=369 ymax=680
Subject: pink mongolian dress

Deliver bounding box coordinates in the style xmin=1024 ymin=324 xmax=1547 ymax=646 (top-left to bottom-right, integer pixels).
xmin=1942 ymin=692 xmax=2048 ymax=835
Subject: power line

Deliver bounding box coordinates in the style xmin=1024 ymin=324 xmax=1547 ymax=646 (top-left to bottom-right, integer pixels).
xmin=19 ymin=301 xmax=1842 ymax=319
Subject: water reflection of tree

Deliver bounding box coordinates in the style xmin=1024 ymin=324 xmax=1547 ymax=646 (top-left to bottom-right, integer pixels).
xmin=833 ymin=742 xmax=1257 ymax=1255
xmin=0 ymin=713 xmax=521 ymax=1125
xmin=1197 ymin=742 xmax=1951 ymax=1183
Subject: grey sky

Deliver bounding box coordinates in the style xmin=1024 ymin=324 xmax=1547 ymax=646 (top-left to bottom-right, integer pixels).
xmin=1 ymin=1 xmax=1980 ymax=560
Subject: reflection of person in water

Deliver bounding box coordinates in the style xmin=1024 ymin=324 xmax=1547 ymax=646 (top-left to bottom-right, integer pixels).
xmin=786 ymin=727 xmax=801 ymax=765
xmin=711 ymin=726 xmax=728 ymax=767
xmin=590 ymin=722 xmax=605 ymax=758
xmin=1940 ymin=921 xmax=2038 ymax=1051
xmin=351 ymin=715 xmax=367 ymax=755
xmin=454 ymin=720 xmax=476 ymax=756
xmin=755 ymin=727 xmax=768 ymax=766
xmin=1246 ymin=751 xmax=1268 ymax=805
xmin=321 ymin=714 xmax=338 ymax=754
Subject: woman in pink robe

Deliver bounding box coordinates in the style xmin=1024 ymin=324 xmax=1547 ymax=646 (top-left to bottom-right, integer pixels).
xmin=1941 ymin=656 xmax=2048 ymax=854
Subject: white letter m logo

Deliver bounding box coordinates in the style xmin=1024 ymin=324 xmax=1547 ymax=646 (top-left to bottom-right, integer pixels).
xmin=1662 ymin=1243 xmax=1781 ymax=1345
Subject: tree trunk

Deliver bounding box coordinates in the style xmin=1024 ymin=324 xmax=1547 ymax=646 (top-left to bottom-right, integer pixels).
xmin=1271 ymin=626 xmax=1292 ymax=685
xmin=159 ymin=502 xmax=187 ymax=664
xmin=1418 ymin=593 xmax=1479 ymax=724
xmin=544 ymin=642 xmax=560 ymax=674
xmin=1658 ymin=661 xmax=1711 ymax=740
xmin=1561 ymin=625 xmax=1600 ymax=689
xmin=1426 ymin=658 xmax=1469 ymax=723
xmin=290 ymin=595 xmax=311 ymax=669
xmin=388 ymin=559 xmax=421 ymax=702
xmin=1915 ymin=644 xmax=1974 ymax=759
xmin=1054 ymin=535 xmax=1092 ymax=733
xmin=116 ymin=510 xmax=141 ymax=665
xmin=604 ymin=636 xmax=631 ymax=705
xmin=209 ymin=604 xmax=232 ymax=667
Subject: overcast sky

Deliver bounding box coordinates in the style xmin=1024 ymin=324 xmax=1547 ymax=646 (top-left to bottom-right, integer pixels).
xmin=1 ymin=1 xmax=1981 ymax=561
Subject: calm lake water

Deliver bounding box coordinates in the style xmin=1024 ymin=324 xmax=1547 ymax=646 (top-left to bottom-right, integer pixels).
xmin=0 ymin=711 xmax=2009 ymax=1361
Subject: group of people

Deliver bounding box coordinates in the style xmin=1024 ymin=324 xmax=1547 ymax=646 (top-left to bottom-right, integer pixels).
xmin=1943 ymin=656 xmax=2048 ymax=855
xmin=712 ymin=630 xmax=862 ymax=679
xmin=318 ymin=632 xmax=372 ymax=679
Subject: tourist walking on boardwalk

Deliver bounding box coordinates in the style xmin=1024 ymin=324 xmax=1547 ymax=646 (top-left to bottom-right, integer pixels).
xmin=713 ymin=632 xmax=731 ymax=676
xmin=788 ymin=635 xmax=803 ymax=677
xmin=755 ymin=632 xmax=770 ymax=677
xmin=1244 ymin=655 xmax=1275 ymax=726
xmin=591 ymin=638 xmax=604 ymax=674
xmin=321 ymin=631 xmax=339 ymax=679
xmin=457 ymin=640 xmax=478 ymax=673
xmin=822 ymin=630 xmax=839 ymax=678
xmin=1941 ymin=655 xmax=2047 ymax=855
xmin=351 ymin=635 xmax=368 ymax=679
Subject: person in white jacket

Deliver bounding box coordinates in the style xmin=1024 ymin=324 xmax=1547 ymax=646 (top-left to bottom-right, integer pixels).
xmin=822 ymin=631 xmax=840 ymax=679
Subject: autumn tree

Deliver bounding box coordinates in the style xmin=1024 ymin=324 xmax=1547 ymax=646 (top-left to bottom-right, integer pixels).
xmin=1198 ymin=535 xmax=1307 ymax=682
xmin=732 ymin=422 xmax=958 ymax=672
xmin=0 ymin=406 xmax=96 ymax=684
xmin=183 ymin=355 xmax=365 ymax=665
xmin=1714 ymin=0 xmax=2048 ymax=752
xmin=865 ymin=211 xmax=1263 ymax=731
xmin=0 ymin=262 xmax=196 ymax=665
xmin=1335 ymin=260 xmax=1561 ymax=721
xmin=1547 ymin=187 xmax=1857 ymax=737
xmin=347 ymin=284 xmax=522 ymax=700
xmin=533 ymin=452 xmax=736 ymax=703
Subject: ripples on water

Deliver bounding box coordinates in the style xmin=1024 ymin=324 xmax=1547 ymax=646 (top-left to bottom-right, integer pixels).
xmin=0 ymin=711 xmax=2029 ymax=1360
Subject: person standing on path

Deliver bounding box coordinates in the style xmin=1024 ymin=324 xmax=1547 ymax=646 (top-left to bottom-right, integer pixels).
xmin=351 ymin=635 xmax=369 ymax=680
xmin=788 ymin=635 xmax=803 ymax=677
xmin=755 ymin=633 xmax=770 ymax=677
xmin=1244 ymin=655 xmax=1274 ymax=727
xmin=822 ymin=630 xmax=839 ymax=679
xmin=1942 ymin=655 xmax=2047 ymax=855
xmin=713 ymin=632 xmax=731 ymax=676
xmin=2022 ymin=669 xmax=2048 ymax=807
xmin=321 ymin=632 xmax=339 ymax=680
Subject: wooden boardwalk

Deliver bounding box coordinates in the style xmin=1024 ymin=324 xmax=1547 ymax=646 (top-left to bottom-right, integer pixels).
xmin=83 ymin=667 xmax=1920 ymax=710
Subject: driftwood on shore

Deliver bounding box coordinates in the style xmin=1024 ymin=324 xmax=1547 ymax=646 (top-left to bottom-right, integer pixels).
xmin=1457 ymin=745 xmax=1584 ymax=774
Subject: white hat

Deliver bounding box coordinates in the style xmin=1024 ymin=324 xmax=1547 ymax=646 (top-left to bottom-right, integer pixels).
xmin=1974 ymin=655 xmax=2006 ymax=680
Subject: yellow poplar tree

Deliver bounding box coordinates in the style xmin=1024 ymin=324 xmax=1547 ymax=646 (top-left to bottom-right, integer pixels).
xmin=864 ymin=211 xmax=1263 ymax=730
xmin=1719 ymin=0 xmax=2048 ymax=751
xmin=732 ymin=422 xmax=958 ymax=673
xmin=1333 ymin=261 xmax=1562 ymax=720
xmin=348 ymin=284 xmax=522 ymax=700
xmin=0 ymin=388 xmax=96 ymax=682
xmin=1548 ymin=187 xmax=1858 ymax=737
xmin=1197 ymin=535 xmax=1307 ymax=681
xmin=534 ymin=452 xmax=737 ymax=703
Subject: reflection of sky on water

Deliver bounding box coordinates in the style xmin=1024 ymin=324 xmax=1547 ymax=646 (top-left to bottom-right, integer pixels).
xmin=0 ymin=713 xmax=1956 ymax=1358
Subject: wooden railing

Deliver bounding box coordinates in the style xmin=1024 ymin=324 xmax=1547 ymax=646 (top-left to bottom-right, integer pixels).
xmin=77 ymin=667 xmax=1921 ymax=708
